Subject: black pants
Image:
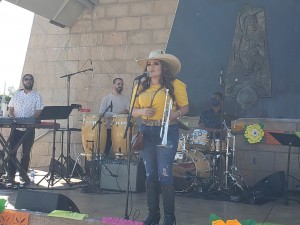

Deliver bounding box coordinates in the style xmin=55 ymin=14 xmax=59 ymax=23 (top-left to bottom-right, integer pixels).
xmin=7 ymin=128 xmax=35 ymax=178
xmin=104 ymin=129 xmax=112 ymax=157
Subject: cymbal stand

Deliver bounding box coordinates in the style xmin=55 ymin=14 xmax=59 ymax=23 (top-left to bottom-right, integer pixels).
xmin=222 ymin=121 xmax=250 ymax=193
xmin=206 ymin=135 xmax=226 ymax=193
xmin=222 ymin=120 xmax=232 ymax=189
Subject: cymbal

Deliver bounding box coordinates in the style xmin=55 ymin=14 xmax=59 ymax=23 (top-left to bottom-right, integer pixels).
xmin=231 ymin=122 xmax=245 ymax=134
xmin=177 ymin=120 xmax=189 ymax=130
xmin=215 ymin=113 xmax=239 ymax=121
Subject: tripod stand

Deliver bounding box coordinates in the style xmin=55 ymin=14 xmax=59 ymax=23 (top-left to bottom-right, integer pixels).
xmin=60 ymin=66 xmax=92 ymax=179
xmin=36 ymin=106 xmax=74 ymax=187
xmin=81 ymin=140 xmax=101 ymax=193
xmin=223 ymin=122 xmax=251 ymax=193
xmin=81 ymin=102 xmax=112 ymax=193
xmin=206 ymin=122 xmax=250 ymax=197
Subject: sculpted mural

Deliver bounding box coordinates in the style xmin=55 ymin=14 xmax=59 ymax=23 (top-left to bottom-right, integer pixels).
xmin=225 ymin=5 xmax=271 ymax=110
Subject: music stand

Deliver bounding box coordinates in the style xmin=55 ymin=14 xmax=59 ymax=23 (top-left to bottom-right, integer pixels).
xmin=38 ymin=106 xmax=73 ymax=121
xmin=269 ymin=132 xmax=300 ymax=205
xmin=36 ymin=106 xmax=73 ymax=187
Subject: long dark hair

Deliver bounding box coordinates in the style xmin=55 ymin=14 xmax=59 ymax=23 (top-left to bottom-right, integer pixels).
xmin=138 ymin=60 xmax=176 ymax=100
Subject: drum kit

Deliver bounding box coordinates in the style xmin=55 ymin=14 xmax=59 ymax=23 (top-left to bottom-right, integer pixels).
xmin=80 ymin=111 xmax=247 ymax=195
xmin=173 ymin=121 xmax=247 ymax=194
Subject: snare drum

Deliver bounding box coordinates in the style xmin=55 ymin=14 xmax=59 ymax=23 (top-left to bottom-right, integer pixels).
xmin=82 ymin=114 xmax=107 ymax=160
xmin=191 ymin=129 xmax=208 ymax=145
xmin=111 ymin=114 xmax=136 ymax=158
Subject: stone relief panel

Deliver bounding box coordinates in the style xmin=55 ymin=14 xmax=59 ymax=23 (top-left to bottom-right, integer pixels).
xmin=225 ymin=5 xmax=271 ymax=110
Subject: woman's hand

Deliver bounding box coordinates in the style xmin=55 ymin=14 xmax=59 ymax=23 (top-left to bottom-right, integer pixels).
xmin=170 ymin=110 xmax=180 ymax=121
xmin=140 ymin=108 xmax=156 ymax=117
xmin=170 ymin=105 xmax=188 ymax=121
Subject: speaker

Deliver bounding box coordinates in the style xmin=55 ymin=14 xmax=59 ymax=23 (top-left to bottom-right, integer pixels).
xmin=252 ymin=171 xmax=286 ymax=198
xmin=100 ymin=159 xmax=145 ymax=192
xmin=15 ymin=190 xmax=80 ymax=213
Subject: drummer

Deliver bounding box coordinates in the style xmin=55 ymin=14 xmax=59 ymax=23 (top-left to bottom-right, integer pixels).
xmin=198 ymin=92 xmax=224 ymax=139
xmin=99 ymin=78 xmax=130 ymax=158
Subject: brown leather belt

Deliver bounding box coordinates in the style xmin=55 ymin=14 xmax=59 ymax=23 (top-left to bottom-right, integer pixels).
xmin=141 ymin=119 xmax=176 ymax=126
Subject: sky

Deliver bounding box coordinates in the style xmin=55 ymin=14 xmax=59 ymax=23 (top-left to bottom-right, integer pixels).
xmin=0 ymin=1 xmax=34 ymax=95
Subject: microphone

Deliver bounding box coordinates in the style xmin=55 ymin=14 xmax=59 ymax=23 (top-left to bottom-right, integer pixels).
xmin=110 ymin=100 xmax=113 ymax=112
xmin=134 ymin=71 xmax=149 ymax=80
xmin=219 ymin=66 xmax=223 ymax=86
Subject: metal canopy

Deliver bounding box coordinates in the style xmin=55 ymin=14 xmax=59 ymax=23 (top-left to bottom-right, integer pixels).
xmin=4 ymin=0 xmax=97 ymax=27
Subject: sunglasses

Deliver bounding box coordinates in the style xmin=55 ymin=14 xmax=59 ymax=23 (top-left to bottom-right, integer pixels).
xmin=24 ymin=77 xmax=33 ymax=81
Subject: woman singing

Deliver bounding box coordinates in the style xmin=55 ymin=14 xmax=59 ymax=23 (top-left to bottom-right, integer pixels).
xmin=132 ymin=50 xmax=189 ymax=225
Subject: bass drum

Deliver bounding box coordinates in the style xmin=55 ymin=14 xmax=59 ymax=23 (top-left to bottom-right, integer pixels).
xmin=173 ymin=150 xmax=212 ymax=192
xmin=81 ymin=114 xmax=107 ymax=160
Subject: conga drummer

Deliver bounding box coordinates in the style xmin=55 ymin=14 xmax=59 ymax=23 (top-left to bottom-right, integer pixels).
xmin=99 ymin=78 xmax=130 ymax=158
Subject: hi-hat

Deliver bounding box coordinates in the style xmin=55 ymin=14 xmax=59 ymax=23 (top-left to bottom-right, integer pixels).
xmin=215 ymin=113 xmax=239 ymax=122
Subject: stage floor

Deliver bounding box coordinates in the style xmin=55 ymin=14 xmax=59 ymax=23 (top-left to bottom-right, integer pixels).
xmin=1 ymin=170 xmax=300 ymax=225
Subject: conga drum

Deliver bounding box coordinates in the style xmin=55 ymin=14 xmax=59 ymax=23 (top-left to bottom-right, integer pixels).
xmin=81 ymin=114 xmax=107 ymax=160
xmin=111 ymin=114 xmax=136 ymax=158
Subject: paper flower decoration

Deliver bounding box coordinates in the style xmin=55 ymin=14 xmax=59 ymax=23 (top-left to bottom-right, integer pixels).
xmin=209 ymin=213 xmax=255 ymax=225
xmin=244 ymin=123 xmax=264 ymax=144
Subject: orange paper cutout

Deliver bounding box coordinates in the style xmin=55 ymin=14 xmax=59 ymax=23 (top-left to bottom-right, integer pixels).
xmin=212 ymin=219 xmax=242 ymax=225
xmin=0 ymin=210 xmax=29 ymax=225
xmin=264 ymin=130 xmax=284 ymax=145
xmin=213 ymin=220 xmax=226 ymax=225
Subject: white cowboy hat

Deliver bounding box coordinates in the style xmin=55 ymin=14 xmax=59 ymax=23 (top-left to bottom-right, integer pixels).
xmin=136 ymin=50 xmax=181 ymax=75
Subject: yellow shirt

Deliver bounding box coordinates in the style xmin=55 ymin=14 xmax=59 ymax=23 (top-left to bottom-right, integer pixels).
xmin=132 ymin=79 xmax=189 ymax=120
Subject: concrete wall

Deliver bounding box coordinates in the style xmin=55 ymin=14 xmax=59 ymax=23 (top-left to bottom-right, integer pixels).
xmin=21 ymin=0 xmax=179 ymax=170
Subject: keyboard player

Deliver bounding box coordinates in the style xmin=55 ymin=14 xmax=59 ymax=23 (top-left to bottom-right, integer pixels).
xmin=6 ymin=74 xmax=44 ymax=185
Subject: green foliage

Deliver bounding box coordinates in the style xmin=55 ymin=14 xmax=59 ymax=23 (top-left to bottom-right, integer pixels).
xmin=7 ymin=86 xmax=17 ymax=97
xmin=0 ymin=199 xmax=6 ymax=212
xmin=0 ymin=95 xmax=11 ymax=103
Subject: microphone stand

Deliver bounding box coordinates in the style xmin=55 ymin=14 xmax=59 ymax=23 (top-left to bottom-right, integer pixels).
xmin=60 ymin=68 xmax=92 ymax=179
xmin=122 ymin=77 xmax=142 ymax=219
xmin=81 ymin=102 xmax=113 ymax=193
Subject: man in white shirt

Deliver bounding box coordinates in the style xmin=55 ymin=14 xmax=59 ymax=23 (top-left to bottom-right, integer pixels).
xmin=7 ymin=74 xmax=44 ymax=185
xmin=99 ymin=78 xmax=130 ymax=158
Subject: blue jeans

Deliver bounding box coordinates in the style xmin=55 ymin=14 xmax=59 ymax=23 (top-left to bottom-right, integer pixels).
xmin=140 ymin=123 xmax=179 ymax=185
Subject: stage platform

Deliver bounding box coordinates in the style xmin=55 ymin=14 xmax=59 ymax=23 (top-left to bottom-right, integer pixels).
xmin=0 ymin=170 xmax=300 ymax=225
